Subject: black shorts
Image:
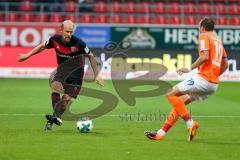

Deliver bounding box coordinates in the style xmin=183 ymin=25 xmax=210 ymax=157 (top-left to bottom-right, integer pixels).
xmin=51 ymin=67 xmax=84 ymax=98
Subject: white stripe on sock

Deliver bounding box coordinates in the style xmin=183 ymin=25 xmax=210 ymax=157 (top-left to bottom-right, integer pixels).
xmin=157 ymin=129 xmax=166 ymax=136
xmin=186 ymin=119 xmax=193 ymax=128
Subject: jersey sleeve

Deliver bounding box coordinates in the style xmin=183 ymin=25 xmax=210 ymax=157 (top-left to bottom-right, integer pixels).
xmin=222 ymin=47 xmax=227 ymax=58
xmin=45 ymin=36 xmax=54 ymax=49
xmin=198 ymin=34 xmax=210 ymax=53
xmin=78 ymin=39 xmax=90 ymax=54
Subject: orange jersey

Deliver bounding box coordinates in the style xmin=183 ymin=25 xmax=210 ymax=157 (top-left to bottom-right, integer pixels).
xmin=197 ymin=32 xmax=227 ymax=84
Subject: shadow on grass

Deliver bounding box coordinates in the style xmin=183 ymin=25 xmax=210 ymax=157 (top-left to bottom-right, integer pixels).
xmin=44 ymin=129 xmax=103 ymax=135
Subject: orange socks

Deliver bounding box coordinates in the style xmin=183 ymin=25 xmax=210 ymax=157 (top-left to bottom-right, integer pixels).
xmin=167 ymin=95 xmax=191 ymax=121
xmin=159 ymin=96 xmax=192 ymax=134
xmin=161 ymin=108 xmax=179 ymax=132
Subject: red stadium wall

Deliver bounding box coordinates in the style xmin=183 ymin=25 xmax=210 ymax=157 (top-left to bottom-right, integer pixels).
xmin=0 ymin=24 xmax=239 ymax=81
xmin=0 ymin=47 xmax=56 ymax=68
xmin=1 ymin=46 xmax=240 ymax=81
xmin=0 ymin=47 xmax=56 ymax=78
xmin=0 ymin=24 xmax=58 ymax=77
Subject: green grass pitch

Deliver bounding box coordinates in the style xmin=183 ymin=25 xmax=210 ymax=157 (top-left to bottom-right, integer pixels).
xmin=0 ymin=78 xmax=240 ymax=160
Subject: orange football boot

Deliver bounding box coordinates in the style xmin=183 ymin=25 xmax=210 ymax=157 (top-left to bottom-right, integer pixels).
xmin=188 ymin=121 xmax=199 ymax=141
xmin=144 ymin=130 xmax=164 ymax=140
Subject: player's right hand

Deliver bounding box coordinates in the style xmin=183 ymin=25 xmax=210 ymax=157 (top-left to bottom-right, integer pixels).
xmin=177 ymin=67 xmax=190 ymax=75
xmin=18 ymin=54 xmax=29 ymax=62
xmin=95 ymin=75 xmax=104 ymax=87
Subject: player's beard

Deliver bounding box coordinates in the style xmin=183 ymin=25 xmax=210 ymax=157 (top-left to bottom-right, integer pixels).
xmin=63 ymin=36 xmax=71 ymax=43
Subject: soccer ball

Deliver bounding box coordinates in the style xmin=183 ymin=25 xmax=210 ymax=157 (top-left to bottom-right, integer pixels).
xmin=76 ymin=117 xmax=93 ymax=133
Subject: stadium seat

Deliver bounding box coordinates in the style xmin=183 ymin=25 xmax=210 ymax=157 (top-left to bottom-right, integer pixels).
xmin=95 ymin=1 xmax=107 ymax=12
xmin=228 ymin=4 xmax=239 ymax=15
xmin=80 ymin=14 xmax=93 ymax=23
xmin=213 ymin=3 xmax=226 ymax=14
xmin=184 ymin=16 xmax=197 ymax=25
xmin=138 ymin=2 xmax=149 ymax=13
xmin=168 ymin=2 xmax=180 ymax=14
xmin=229 ymin=17 xmax=240 ymax=25
xmin=110 ymin=1 xmax=121 ymax=12
xmin=154 ymin=2 xmax=165 ymax=13
xmin=21 ymin=0 xmax=33 ymax=12
xmin=125 ymin=2 xmax=136 ymax=13
xmin=228 ymin=0 xmax=240 ymax=2
xmin=21 ymin=14 xmax=34 ymax=22
xmin=197 ymin=3 xmax=211 ymax=14
xmin=35 ymin=14 xmax=48 ymax=22
xmin=7 ymin=12 xmax=18 ymax=22
xmin=65 ymin=14 xmax=77 ymax=22
xmin=154 ymin=16 xmax=167 ymax=24
xmin=125 ymin=15 xmax=137 ymax=24
xmin=184 ymin=3 xmax=196 ymax=14
xmin=196 ymin=0 xmax=208 ymax=1
xmin=169 ymin=15 xmax=182 ymax=24
xmin=216 ymin=17 xmax=228 ymax=25
xmin=138 ymin=15 xmax=152 ymax=24
xmin=50 ymin=13 xmax=63 ymax=23
xmin=95 ymin=14 xmax=108 ymax=23
xmin=0 ymin=13 xmax=4 ymax=21
xmin=211 ymin=0 xmax=226 ymax=2
xmin=65 ymin=1 xmax=78 ymax=12
xmin=111 ymin=14 xmax=122 ymax=23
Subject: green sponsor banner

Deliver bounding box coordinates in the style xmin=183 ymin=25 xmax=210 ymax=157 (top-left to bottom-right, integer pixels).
xmin=111 ymin=26 xmax=240 ymax=51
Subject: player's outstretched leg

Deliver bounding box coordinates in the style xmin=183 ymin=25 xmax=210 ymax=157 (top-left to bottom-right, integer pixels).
xmin=51 ymin=92 xmax=60 ymax=110
xmin=167 ymin=95 xmax=200 ymax=141
xmin=144 ymin=108 xmax=179 ymax=140
xmin=52 ymin=95 xmax=71 ymax=126
xmin=45 ymin=114 xmax=53 ymax=130
xmin=52 ymin=100 xmax=66 ymax=126
xmin=188 ymin=121 xmax=199 ymax=141
xmin=51 ymin=115 xmax=63 ymax=126
xmin=48 ymin=90 xmax=62 ymax=128
xmin=144 ymin=130 xmax=164 ymax=140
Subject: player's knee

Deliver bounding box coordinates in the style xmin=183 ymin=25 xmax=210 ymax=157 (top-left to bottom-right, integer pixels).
xmin=166 ymin=86 xmax=182 ymax=97
xmin=62 ymin=94 xmax=72 ymax=101
xmin=165 ymin=88 xmax=175 ymax=97
xmin=165 ymin=92 xmax=171 ymax=97
xmin=180 ymin=95 xmax=192 ymax=105
xmin=166 ymin=91 xmax=174 ymax=98
xmin=166 ymin=95 xmax=180 ymax=106
xmin=51 ymin=81 xmax=63 ymax=92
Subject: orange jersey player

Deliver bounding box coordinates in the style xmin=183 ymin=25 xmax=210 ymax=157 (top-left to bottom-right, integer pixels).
xmin=145 ymin=17 xmax=228 ymax=141
xmin=198 ymin=31 xmax=227 ymax=84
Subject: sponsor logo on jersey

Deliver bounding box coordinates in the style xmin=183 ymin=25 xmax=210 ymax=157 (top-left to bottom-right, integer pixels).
xmin=71 ymin=46 xmax=77 ymax=52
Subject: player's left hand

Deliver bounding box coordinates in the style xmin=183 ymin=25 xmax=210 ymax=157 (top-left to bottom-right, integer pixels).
xmin=18 ymin=54 xmax=29 ymax=62
xmin=177 ymin=67 xmax=190 ymax=75
xmin=95 ymin=75 xmax=104 ymax=87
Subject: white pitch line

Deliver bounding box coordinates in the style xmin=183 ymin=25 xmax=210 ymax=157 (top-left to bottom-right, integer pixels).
xmin=193 ymin=115 xmax=240 ymax=118
xmin=0 ymin=113 xmax=240 ymax=118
